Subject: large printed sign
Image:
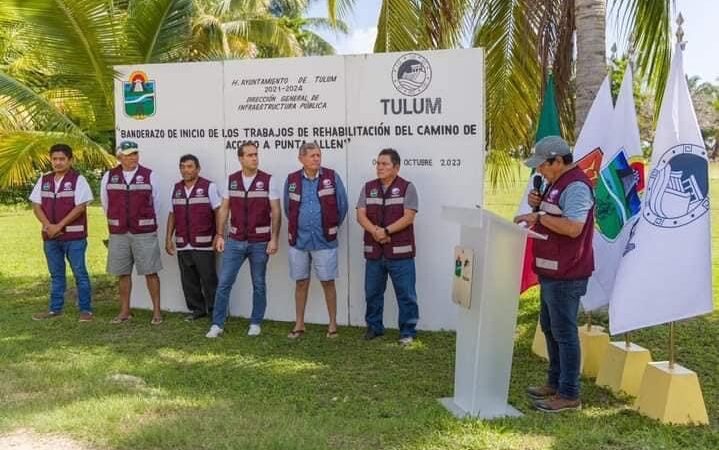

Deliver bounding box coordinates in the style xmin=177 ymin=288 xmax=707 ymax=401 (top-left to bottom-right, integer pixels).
xmin=114 ymin=49 xmax=485 ymax=330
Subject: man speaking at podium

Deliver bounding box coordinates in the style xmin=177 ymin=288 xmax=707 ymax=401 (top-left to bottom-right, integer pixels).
xmin=513 ymin=136 xmax=595 ymax=412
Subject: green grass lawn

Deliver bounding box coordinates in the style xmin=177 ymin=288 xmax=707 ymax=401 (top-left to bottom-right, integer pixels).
xmin=0 ymin=168 xmax=718 ymax=449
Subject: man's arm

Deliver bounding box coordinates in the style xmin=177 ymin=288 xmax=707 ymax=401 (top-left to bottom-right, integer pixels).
xmin=214 ymin=198 xmax=230 ymax=252
xmin=31 ymin=203 xmax=51 ymax=229
xmin=335 ymin=174 xmax=348 ymax=224
xmin=165 ymin=212 xmax=176 ymax=255
xmin=100 ymin=171 xmax=109 ymax=213
xmin=268 ymin=199 xmax=281 ymax=255
xmin=357 ymin=207 xmax=391 ymax=244
xmin=537 ymin=214 xmax=584 ymax=238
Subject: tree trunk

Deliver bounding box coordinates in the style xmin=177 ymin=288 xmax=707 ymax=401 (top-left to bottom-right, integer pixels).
xmin=575 ymin=0 xmax=607 ymax=135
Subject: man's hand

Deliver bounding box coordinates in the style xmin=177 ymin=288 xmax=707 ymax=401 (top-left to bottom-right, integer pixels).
xmin=372 ymin=226 xmax=389 ymax=242
xmin=214 ymin=235 xmax=225 ymax=252
xmin=267 ymin=238 xmax=278 ymax=255
xmin=513 ymin=213 xmax=539 ymax=227
xmin=528 ymin=191 xmax=542 ymax=209
xmin=165 ymin=239 xmax=175 ymax=256
xmin=45 ymin=224 xmax=63 ymax=238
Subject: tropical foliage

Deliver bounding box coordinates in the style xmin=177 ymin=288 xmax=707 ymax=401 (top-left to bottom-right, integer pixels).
xmin=0 ymin=0 xmax=348 ymax=188
xmin=373 ymin=0 xmax=673 ymax=184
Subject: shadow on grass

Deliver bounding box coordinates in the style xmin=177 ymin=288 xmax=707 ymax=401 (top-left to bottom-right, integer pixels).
xmin=0 ymin=275 xmax=717 ymax=450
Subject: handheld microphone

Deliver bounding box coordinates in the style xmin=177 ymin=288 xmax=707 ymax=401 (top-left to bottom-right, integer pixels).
xmin=532 ymin=174 xmax=542 ymax=213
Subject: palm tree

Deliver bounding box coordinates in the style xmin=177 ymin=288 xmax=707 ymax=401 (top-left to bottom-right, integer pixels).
xmin=373 ymin=0 xmax=673 ymax=181
xmin=0 ymin=0 xmax=349 ymax=188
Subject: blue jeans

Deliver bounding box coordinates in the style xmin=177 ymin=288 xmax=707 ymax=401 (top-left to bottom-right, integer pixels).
xmin=43 ymin=238 xmax=92 ymax=313
xmin=365 ymin=257 xmax=419 ymax=338
xmin=212 ymin=239 xmax=269 ymax=327
xmin=539 ymin=276 xmax=588 ymax=400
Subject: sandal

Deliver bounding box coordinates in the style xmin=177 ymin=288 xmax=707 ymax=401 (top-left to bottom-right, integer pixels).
xmin=287 ymin=329 xmax=305 ymax=339
xmin=326 ymin=330 xmax=339 ymax=339
xmin=151 ymin=316 xmax=163 ymax=325
xmin=110 ymin=314 xmax=132 ymax=324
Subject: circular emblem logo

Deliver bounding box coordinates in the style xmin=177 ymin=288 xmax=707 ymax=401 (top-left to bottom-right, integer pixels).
xmin=322 ymin=179 xmax=332 ymax=187
xmin=111 ymin=175 xmax=119 ymax=183
xmin=391 ymin=187 xmax=401 ymax=196
xmin=230 ymin=180 xmax=238 ymax=189
xmin=391 ymin=53 xmax=432 ymax=97
xmin=255 ymin=181 xmax=264 ymax=190
xmin=370 ymin=188 xmax=378 ymax=198
xmin=288 ymin=182 xmax=296 ymax=192
xmin=136 ymin=175 xmax=144 ymax=183
xmin=64 ymin=182 xmax=72 ymax=190
xmin=643 ymin=144 xmax=709 ymax=228
xmin=175 ymin=190 xmax=182 ymax=198
xmin=196 ymin=188 xmax=204 ymax=195
xmin=42 ymin=182 xmax=51 ymax=190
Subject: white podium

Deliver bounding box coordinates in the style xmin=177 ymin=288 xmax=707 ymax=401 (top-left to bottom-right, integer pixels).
xmin=439 ymin=206 xmax=544 ymax=419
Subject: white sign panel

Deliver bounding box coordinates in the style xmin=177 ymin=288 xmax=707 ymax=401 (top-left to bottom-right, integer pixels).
xmin=114 ymin=49 xmax=484 ymax=330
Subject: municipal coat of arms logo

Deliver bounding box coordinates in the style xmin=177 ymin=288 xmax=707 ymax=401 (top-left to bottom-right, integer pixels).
xmin=576 ymin=147 xmax=645 ymax=241
xmin=391 ymin=53 xmax=432 ymax=97
xmin=643 ymin=144 xmax=709 ymax=228
xmin=124 ymin=71 xmax=156 ymax=119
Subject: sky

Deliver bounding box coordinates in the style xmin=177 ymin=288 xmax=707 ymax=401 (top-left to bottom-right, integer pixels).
xmin=308 ymin=0 xmax=719 ymax=83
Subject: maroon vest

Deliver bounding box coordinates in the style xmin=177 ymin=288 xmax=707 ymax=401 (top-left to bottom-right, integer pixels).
xmin=228 ymin=170 xmax=272 ymax=242
xmin=39 ymin=170 xmax=87 ymax=241
xmin=106 ymin=165 xmax=158 ymax=235
xmin=363 ymin=176 xmax=416 ymax=260
xmin=286 ymin=167 xmax=339 ymax=247
xmin=172 ymin=177 xmax=216 ymax=248
xmin=533 ymin=166 xmax=595 ymax=280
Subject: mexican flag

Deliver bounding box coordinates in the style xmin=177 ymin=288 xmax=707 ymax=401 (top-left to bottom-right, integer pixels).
xmin=518 ymin=74 xmax=561 ymax=293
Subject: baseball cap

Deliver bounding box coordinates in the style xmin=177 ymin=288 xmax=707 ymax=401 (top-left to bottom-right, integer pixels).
xmin=116 ymin=140 xmax=139 ymax=156
xmin=524 ymin=136 xmax=571 ymax=168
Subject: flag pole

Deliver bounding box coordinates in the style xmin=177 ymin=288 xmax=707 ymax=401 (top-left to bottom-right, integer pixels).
xmin=624 ymin=332 xmax=630 ymax=349
xmin=667 ymin=14 xmax=684 ymax=373
xmin=669 ymin=321 xmax=676 ymax=370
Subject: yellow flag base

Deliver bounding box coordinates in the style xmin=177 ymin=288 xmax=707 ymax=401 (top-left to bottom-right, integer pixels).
xmin=579 ymin=325 xmax=610 ymax=378
xmin=633 ymin=362 xmax=709 ymax=425
xmin=596 ymin=342 xmax=652 ymax=397
xmin=531 ymin=319 xmax=548 ymax=360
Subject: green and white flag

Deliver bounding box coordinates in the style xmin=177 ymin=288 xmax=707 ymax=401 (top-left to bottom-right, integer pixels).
xmin=609 ymin=43 xmax=713 ymax=334
xmin=577 ymin=69 xmax=645 ymax=311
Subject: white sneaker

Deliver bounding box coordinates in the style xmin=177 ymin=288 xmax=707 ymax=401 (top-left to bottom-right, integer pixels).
xmin=399 ymin=336 xmax=414 ymax=346
xmin=247 ymin=324 xmax=261 ymax=336
xmin=205 ymin=325 xmax=223 ymax=338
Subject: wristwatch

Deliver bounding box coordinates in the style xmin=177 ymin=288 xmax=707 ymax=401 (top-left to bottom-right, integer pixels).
xmin=536 ymin=211 xmax=546 ymax=223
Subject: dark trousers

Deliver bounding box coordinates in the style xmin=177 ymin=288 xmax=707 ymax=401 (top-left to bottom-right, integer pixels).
xmin=178 ymin=250 xmax=218 ymax=315
xmin=539 ymin=276 xmax=588 ymax=400
xmin=364 ymin=257 xmax=419 ymax=338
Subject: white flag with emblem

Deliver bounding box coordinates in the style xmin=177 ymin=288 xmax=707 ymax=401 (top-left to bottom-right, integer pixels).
xmin=570 ymin=76 xmax=615 ymax=310
xmin=580 ymin=69 xmax=646 ymax=311
xmin=609 ymin=43 xmax=713 ymax=335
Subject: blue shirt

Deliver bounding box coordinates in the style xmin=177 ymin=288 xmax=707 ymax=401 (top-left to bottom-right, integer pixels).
xmin=559 ymin=181 xmax=594 ymax=223
xmin=283 ymin=169 xmax=348 ymax=250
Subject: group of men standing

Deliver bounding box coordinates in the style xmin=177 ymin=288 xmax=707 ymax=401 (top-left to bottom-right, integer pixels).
xmin=30 ymin=141 xmax=421 ymax=345
xmin=30 ymin=135 xmax=597 ymax=411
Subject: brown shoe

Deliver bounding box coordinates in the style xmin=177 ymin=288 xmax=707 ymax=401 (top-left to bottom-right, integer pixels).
xmin=32 ymin=311 xmax=63 ymax=321
xmin=79 ymin=312 xmax=94 ymax=322
xmin=526 ymin=384 xmax=557 ymax=400
xmin=534 ymin=395 xmax=581 ymax=413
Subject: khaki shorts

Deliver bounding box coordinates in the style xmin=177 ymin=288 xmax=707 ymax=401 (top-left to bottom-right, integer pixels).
xmin=107 ymin=232 xmax=163 ymax=276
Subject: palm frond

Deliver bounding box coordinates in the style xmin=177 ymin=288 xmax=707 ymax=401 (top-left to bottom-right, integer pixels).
xmin=0 ymin=130 xmax=114 ymax=188
xmin=374 ymin=0 xmax=420 ymax=52
xmin=127 ymin=0 xmax=194 ymax=63
xmin=474 ymin=0 xmax=542 ymax=161
xmin=611 ymin=0 xmax=671 ymax=119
